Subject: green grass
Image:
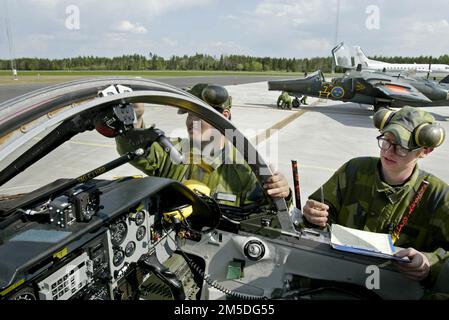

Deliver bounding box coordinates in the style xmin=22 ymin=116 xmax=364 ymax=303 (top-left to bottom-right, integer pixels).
xmin=0 ymin=70 xmax=306 ymax=77
xmin=0 ymin=70 xmax=338 ymax=86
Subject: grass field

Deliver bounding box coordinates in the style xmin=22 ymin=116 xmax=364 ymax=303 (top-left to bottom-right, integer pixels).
xmin=0 ymin=70 xmax=304 ymax=77
xmin=0 ymin=70 xmax=334 ymax=85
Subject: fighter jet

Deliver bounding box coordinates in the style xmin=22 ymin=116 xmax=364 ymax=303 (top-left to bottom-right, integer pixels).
xmin=268 ymin=69 xmax=449 ymax=111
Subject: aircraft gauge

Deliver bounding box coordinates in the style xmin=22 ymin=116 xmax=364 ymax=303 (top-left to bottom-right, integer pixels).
xmin=125 ymin=241 xmax=136 ymax=257
xmin=113 ymin=248 xmax=125 ymax=267
xmin=136 ymin=226 xmax=146 ymax=241
xmin=110 ymin=220 xmax=128 ymax=246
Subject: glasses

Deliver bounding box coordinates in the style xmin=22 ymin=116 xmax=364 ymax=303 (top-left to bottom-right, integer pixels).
xmin=376 ymin=135 xmax=414 ymax=157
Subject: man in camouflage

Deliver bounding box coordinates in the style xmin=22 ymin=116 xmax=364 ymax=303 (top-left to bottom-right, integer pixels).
xmin=303 ymin=106 xmax=448 ymax=288
xmin=131 ymin=102 xmax=145 ymax=129
xmin=116 ymin=83 xmax=291 ymax=209
xmin=277 ymin=91 xmax=292 ymax=109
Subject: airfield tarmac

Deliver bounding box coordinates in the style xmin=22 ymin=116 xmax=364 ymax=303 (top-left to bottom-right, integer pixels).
xmin=228 ymin=82 xmax=449 ymax=200
xmin=1 ymin=78 xmax=449 ymax=205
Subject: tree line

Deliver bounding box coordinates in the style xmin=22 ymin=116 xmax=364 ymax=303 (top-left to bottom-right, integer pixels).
xmin=1 ymin=53 xmax=448 ymax=72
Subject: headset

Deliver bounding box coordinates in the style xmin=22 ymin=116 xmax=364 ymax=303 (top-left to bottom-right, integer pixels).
xmin=373 ymin=108 xmax=446 ymax=148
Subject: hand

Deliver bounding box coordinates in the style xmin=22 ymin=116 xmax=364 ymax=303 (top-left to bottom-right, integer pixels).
xmin=394 ymin=248 xmax=431 ymax=281
xmin=302 ymin=199 xmax=329 ymax=227
xmin=264 ymin=172 xmax=291 ymax=199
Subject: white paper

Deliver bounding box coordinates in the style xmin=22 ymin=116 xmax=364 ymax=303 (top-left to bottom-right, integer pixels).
xmin=330 ymin=224 xmax=393 ymax=255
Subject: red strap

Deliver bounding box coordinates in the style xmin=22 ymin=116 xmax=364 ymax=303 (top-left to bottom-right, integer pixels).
xmin=391 ymin=180 xmax=429 ymax=243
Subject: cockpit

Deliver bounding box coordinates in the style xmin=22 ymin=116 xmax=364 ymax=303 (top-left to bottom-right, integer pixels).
xmin=0 ymin=78 xmax=438 ymax=300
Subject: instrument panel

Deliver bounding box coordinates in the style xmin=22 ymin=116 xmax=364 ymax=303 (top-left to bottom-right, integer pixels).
xmin=0 ymin=176 xmax=203 ymax=300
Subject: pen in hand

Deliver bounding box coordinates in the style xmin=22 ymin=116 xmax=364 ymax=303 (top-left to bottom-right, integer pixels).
xmin=320 ymin=186 xmax=331 ymax=231
xmin=320 ymin=186 xmax=324 ymax=205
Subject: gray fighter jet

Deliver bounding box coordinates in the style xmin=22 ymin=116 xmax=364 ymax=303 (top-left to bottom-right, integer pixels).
xmin=268 ymin=69 xmax=449 ymax=111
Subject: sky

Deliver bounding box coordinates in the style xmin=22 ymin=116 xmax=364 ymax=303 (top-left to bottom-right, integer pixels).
xmin=1 ymin=0 xmax=449 ymax=59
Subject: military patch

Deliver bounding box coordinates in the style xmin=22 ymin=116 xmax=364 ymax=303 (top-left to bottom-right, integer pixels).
xmin=215 ymin=192 xmax=237 ymax=203
xmin=331 ymin=86 xmax=345 ymax=99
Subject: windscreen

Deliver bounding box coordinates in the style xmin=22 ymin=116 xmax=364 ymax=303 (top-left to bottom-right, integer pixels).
xmin=0 ymin=101 xmax=271 ymax=211
xmin=332 ymin=42 xmax=353 ymax=69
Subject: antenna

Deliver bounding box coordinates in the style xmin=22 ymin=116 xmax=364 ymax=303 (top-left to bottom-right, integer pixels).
xmin=3 ymin=0 xmax=18 ymax=80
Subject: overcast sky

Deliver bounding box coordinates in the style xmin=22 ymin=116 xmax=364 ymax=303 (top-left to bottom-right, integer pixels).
xmin=1 ymin=0 xmax=449 ymax=59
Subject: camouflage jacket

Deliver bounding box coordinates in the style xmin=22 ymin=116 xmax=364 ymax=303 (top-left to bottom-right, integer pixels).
xmin=116 ymin=136 xmax=267 ymax=208
xmin=309 ymin=157 xmax=449 ymax=285
xmin=277 ymin=92 xmax=292 ymax=105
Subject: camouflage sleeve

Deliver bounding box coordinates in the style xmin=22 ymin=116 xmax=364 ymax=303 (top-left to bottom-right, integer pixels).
xmin=237 ymin=165 xmax=266 ymax=207
xmin=426 ymin=249 xmax=449 ymax=287
xmin=251 ymin=173 xmax=293 ymax=208
xmin=285 ymin=189 xmax=294 ymax=209
xmin=240 ymin=171 xmax=293 ymax=208
xmin=308 ymin=161 xmax=350 ymax=224
xmin=424 ymin=184 xmax=449 ymax=286
xmin=115 ymin=135 xmax=168 ymax=177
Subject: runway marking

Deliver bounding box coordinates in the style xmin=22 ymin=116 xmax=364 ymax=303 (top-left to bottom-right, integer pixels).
xmin=299 ymin=164 xmax=337 ymax=173
xmin=252 ymin=101 xmax=318 ymax=145
xmin=69 ymin=140 xmax=115 ymax=148
xmin=0 ymin=184 xmax=40 ymax=192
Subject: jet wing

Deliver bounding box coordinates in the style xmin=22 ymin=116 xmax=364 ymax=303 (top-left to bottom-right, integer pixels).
xmin=372 ymin=82 xmax=432 ymax=103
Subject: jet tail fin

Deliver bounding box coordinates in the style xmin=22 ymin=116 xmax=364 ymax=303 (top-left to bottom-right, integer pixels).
xmin=440 ymin=75 xmax=449 ymax=84
xmin=353 ymin=46 xmax=370 ymax=68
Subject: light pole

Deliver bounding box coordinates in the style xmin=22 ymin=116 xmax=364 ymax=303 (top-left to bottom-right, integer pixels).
xmin=332 ymin=0 xmax=341 ymax=75
xmin=3 ymin=0 xmax=18 ymax=80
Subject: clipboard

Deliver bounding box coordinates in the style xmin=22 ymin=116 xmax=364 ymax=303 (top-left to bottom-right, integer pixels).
xmin=331 ymin=244 xmax=411 ymax=263
xmin=330 ymin=224 xmax=411 ymax=263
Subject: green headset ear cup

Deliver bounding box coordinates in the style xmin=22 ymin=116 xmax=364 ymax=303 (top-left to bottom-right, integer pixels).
xmin=373 ymin=109 xmax=395 ymax=130
xmin=201 ymin=85 xmax=229 ymax=108
xmin=414 ymin=123 xmax=446 ymax=148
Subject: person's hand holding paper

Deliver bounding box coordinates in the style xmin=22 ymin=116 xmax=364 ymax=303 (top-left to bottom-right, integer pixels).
xmin=330 ymin=224 xmax=411 ymax=263
xmin=394 ymin=248 xmax=431 ymax=281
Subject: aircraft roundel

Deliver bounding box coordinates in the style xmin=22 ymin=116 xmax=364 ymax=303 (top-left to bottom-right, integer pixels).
xmin=331 ymin=86 xmax=345 ymax=99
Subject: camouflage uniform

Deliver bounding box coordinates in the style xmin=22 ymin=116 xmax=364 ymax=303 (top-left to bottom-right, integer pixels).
xmin=309 ymin=107 xmax=449 ymax=286
xmin=116 ymin=137 xmax=266 ymax=207
xmin=116 ymin=83 xmax=266 ymax=208
xmin=277 ymin=91 xmax=292 ymax=109
xmin=309 ymin=157 xmax=449 ymax=284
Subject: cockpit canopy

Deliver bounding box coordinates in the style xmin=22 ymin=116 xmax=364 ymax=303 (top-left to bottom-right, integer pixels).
xmin=0 ymin=78 xmax=288 ymax=218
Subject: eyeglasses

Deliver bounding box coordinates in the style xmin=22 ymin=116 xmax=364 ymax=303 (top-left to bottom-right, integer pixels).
xmin=376 ymin=135 xmax=414 ymax=157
